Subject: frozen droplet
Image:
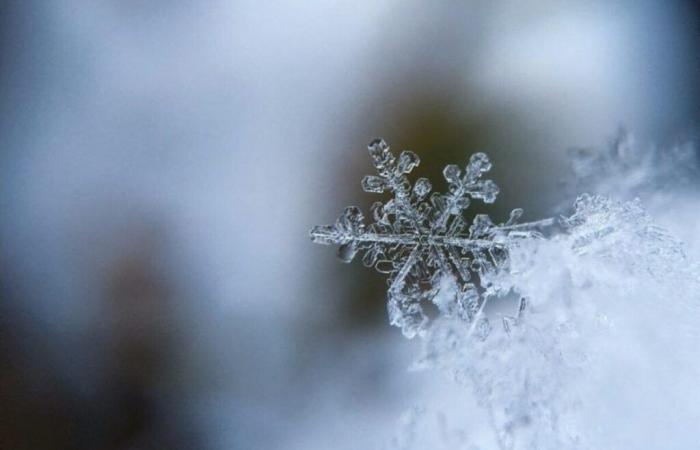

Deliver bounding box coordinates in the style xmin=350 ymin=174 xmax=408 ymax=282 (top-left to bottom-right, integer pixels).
xmin=397 ymin=150 xmax=420 ymax=174
xmin=443 ymin=164 xmax=462 ymax=184
xmin=362 ymin=175 xmax=386 ymax=193
xmin=413 ymin=177 xmax=432 ymax=198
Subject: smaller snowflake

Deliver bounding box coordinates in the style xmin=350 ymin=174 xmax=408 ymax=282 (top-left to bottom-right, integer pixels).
xmin=311 ymin=139 xmax=553 ymax=338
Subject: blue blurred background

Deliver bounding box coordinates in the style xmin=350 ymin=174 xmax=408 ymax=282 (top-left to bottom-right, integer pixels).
xmin=1 ymin=1 xmax=698 ymax=449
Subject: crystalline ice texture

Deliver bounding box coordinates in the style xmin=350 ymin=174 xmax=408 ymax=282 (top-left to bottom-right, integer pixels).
xmin=310 ymin=139 xmax=553 ymax=337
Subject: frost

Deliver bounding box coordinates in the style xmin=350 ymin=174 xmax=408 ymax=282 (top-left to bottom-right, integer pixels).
xmin=310 ymin=137 xmax=700 ymax=449
xmin=310 ymin=138 xmax=554 ymax=338
xmin=563 ymin=194 xmax=686 ymax=267
xmin=412 ymin=194 xmax=700 ymax=449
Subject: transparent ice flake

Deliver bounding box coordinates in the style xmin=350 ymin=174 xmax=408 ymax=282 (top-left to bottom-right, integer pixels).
xmin=310 ymin=139 xmax=554 ymax=337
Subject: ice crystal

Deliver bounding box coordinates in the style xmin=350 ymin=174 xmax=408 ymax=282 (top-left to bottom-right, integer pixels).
xmin=310 ymin=139 xmax=554 ymax=338
xmin=409 ymin=194 xmax=700 ymax=450
xmin=310 ymin=136 xmax=700 ymax=449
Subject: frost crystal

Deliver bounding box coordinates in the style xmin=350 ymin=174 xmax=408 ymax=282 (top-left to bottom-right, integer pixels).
xmin=310 ymin=139 xmax=554 ymax=338
xmin=410 ymin=194 xmax=700 ymax=450
xmin=310 ymin=135 xmax=700 ymax=449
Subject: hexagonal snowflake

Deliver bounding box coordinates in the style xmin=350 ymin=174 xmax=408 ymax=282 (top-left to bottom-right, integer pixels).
xmin=310 ymin=139 xmax=553 ymax=337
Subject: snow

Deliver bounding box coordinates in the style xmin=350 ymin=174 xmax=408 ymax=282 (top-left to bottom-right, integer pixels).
xmin=311 ymin=136 xmax=700 ymax=449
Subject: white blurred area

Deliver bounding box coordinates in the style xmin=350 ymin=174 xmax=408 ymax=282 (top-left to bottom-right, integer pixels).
xmin=0 ymin=1 xmax=698 ymax=449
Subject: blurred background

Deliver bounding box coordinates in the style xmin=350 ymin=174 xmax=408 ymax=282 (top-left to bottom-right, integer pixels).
xmin=0 ymin=1 xmax=699 ymax=449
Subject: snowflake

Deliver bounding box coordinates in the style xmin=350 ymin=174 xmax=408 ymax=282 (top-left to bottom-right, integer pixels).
xmin=310 ymin=139 xmax=554 ymax=338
